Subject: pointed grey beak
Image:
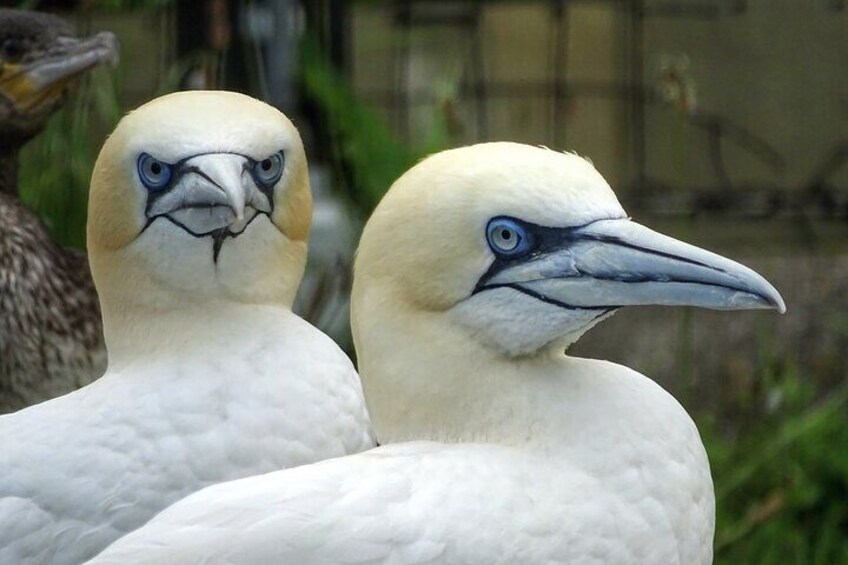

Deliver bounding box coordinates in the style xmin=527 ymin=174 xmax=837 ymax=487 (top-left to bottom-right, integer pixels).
xmin=482 ymin=218 xmax=786 ymax=313
xmin=20 ymin=32 xmax=119 ymax=91
xmin=145 ymin=153 xmax=272 ymax=236
xmin=0 ymin=31 xmax=119 ymax=111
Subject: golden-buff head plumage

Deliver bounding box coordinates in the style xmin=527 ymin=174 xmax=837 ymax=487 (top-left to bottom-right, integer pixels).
xmin=352 ymin=141 xmax=784 ymax=444
xmin=353 ymin=142 xmax=623 ymax=314
xmin=88 ymin=90 xmax=311 ymax=322
xmin=89 ymin=90 xmax=310 ymax=251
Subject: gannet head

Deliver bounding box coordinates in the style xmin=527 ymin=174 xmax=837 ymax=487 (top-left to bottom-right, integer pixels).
xmin=353 ymin=142 xmax=784 ymax=359
xmin=88 ymin=91 xmax=311 ymax=313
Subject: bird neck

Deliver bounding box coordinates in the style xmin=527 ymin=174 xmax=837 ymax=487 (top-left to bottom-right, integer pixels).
xmin=100 ymin=295 xmax=294 ymax=370
xmin=0 ymin=144 xmax=20 ymax=196
xmin=354 ymin=285 xmax=561 ymax=450
xmin=356 ymin=290 xmax=715 ymax=557
xmin=355 ymin=286 xmax=698 ymax=459
xmin=91 ymin=245 xmax=299 ymax=369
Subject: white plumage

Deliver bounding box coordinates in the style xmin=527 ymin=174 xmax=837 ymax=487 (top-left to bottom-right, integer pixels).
xmin=89 ymin=143 xmax=783 ymax=565
xmin=0 ymin=91 xmax=373 ymax=564
xmin=88 ymin=364 xmax=711 ymax=564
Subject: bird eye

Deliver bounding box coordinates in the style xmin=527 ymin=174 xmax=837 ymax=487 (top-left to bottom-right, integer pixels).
xmin=486 ymin=217 xmax=532 ymax=257
xmin=1 ymin=39 xmax=25 ymax=62
xmin=137 ymin=153 xmax=172 ymax=191
xmin=252 ymin=152 xmax=284 ymax=188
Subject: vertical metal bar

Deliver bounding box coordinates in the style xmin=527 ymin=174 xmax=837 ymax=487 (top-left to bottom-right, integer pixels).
xmin=262 ymin=0 xmax=299 ymax=112
xmin=396 ymin=1 xmax=411 ymax=143
xmin=175 ymin=0 xmax=206 ymax=58
xmin=328 ymin=0 xmax=348 ymax=71
xmin=470 ymin=6 xmax=488 ymax=140
xmin=551 ymin=0 xmax=569 ymax=147
xmin=629 ymin=0 xmax=647 ymax=194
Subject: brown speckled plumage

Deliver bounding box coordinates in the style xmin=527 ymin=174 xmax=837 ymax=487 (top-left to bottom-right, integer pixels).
xmin=0 ymin=192 xmax=105 ymax=411
xmin=0 ymin=9 xmax=109 ymax=412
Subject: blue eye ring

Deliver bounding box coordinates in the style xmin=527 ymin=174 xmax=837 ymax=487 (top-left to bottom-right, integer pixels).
xmin=486 ymin=217 xmax=532 ymax=257
xmin=137 ymin=153 xmax=172 ymax=191
xmin=252 ymin=151 xmax=285 ymax=188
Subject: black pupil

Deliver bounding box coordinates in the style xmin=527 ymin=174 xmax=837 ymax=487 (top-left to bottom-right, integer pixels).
xmin=261 ymin=159 xmax=272 ymax=171
xmin=150 ymin=162 xmax=162 ymax=175
xmin=501 ymin=229 xmax=512 ymax=241
xmin=3 ymin=39 xmax=23 ymax=60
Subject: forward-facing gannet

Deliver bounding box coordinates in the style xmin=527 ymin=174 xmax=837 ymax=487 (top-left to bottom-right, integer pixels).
xmin=0 ymin=8 xmax=118 ymax=412
xmin=90 ymin=143 xmax=784 ymax=565
xmin=0 ymin=91 xmax=374 ymax=564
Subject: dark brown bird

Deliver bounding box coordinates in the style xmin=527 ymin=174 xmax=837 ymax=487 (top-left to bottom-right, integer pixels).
xmin=0 ymin=9 xmax=117 ymax=412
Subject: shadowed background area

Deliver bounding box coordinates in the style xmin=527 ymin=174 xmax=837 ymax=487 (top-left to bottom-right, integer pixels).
xmin=2 ymin=0 xmax=846 ymax=562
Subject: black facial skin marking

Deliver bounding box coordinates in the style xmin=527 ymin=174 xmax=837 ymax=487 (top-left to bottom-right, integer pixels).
xmin=474 ymin=215 xmax=735 ymax=312
xmin=140 ymin=210 xmax=268 ymax=264
xmin=138 ymin=151 xmax=281 ymax=263
xmin=495 ymin=282 xmax=616 ymax=313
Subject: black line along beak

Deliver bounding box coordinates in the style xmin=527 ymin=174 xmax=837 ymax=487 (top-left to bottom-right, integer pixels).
xmin=477 ymin=217 xmax=786 ymax=313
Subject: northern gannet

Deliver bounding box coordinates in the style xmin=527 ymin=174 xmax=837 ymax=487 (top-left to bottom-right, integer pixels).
xmin=0 ymin=8 xmax=118 ymax=412
xmin=0 ymin=90 xmax=374 ymax=564
xmin=89 ymin=143 xmax=784 ymax=565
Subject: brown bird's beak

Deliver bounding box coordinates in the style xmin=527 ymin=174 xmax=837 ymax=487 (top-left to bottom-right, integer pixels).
xmin=0 ymin=31 xmax=119 ymax=111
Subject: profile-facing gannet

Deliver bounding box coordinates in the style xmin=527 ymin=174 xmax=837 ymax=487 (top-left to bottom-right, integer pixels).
xmin=90 ymin=143 xmax=784 ymax=565
xmin=0 ymin=91 xmax=373 ymax=564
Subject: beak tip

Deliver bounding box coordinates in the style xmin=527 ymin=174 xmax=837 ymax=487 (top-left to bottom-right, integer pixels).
xmin=757 ymin=280 xmax=786 ymax=314
xmin=96 ymin=32 xmax=121 ymax=67
xmin=755 ymin=288 xmax=785 ymax=314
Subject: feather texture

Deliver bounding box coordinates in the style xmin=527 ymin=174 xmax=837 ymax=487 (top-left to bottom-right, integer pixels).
xmin=1 ymin=307 xmax=373 ymax=564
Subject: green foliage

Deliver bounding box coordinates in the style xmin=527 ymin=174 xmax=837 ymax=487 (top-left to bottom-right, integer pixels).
xmin=18 ymin=68 xmax=122 ymax=250
xmin=299 ymin=36 xmax=448 ymax=213
xmin=702 ymin=360 xmax=848 ymax=564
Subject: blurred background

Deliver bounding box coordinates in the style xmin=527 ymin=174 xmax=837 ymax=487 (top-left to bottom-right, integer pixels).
xmin=3 ymin=0 xmax=847 ymax=562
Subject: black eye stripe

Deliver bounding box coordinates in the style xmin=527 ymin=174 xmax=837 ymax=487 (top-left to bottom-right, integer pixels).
xmin=147 ymin=150 xmax=284 ymax=169
xmin=139 ymin=150 xmax=285 ymax=208
xmin=136 ymin=150 xmax=285 ymax=263
xmin=476 ymin=215 xmax=630 ymax=293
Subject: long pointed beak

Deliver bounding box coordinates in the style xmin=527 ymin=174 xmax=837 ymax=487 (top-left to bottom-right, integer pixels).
xmin=483 ymin=218 xmax=786 ymax=313
xmin=0 ymin=31 xmax=119 ymax=110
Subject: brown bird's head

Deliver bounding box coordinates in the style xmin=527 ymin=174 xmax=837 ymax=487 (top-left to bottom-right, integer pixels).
xmin=0 ymin=9 xmax=118 ymax=148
